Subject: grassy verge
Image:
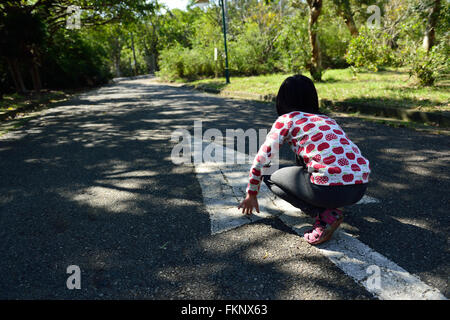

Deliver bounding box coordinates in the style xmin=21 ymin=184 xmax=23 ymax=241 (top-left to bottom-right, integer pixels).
xmin=0 ymin=90 xmax=72 ymax=117
xmin=179 ymin=68 xmax=449 ymax=113
xmin=331 ymin=110 xmax=450 ymax=136
xmin=0 ymin=90 xmax=74 ymax=136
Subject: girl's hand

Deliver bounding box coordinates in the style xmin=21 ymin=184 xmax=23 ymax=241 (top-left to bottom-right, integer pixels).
xmin=238 ymin=193 xmax=260 ymax=215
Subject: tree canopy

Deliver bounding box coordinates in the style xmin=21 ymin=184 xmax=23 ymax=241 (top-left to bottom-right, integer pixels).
xmin=0 ymin=0 xmax=448 ymax=94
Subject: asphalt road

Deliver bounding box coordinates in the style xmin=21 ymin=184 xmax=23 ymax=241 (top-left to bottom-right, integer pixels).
xmin=0 ymin=76 xmax=447 ymax=299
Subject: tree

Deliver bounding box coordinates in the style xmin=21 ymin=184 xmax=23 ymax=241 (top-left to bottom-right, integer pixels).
xmin=422 ymin=0 xmax=441 ymax=52
xmin=330 ymin=0 xmax=358 ymax=36
xmin=306 ymin=0 xmax=323 ymax=81
xmin=0 ymin=0 xmax=156 ymax=93
xmin=0 ymin=6 xmax=46 ymax=93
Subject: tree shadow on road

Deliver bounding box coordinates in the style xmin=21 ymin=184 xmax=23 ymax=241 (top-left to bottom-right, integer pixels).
xmin=0 ymin=80 xmax=447 ymax=298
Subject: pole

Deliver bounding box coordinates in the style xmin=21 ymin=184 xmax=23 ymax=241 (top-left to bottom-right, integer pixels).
xmin=220 ymin=0 xmax=230 ymax=84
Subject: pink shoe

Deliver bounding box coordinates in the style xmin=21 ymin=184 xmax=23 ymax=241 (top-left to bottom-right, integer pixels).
xmin=303 ymin=209 xmax=344 ymax=245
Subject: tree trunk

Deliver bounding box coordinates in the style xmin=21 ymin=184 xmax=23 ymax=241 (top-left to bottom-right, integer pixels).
xmin=30 ymin=58 xmax=42 ymax=94
xmin=150 ymin=53 xmax=156 ymax=73
xmin=340 ymin=1 xmax=358 ymax=36
xmin=307 ymin=0 xmax=323 ymax=81
xmin=114 ymin=55 xmax=121 ymax=77
xmin=7 ymin=57 xmax=27 ymax=93
xmin=6 ymin=58 xmax=21 ymax=93
xmin=343 ymin=16 xmax=358 ymax=36
xmin=150 ymin=20 xmax=159 ymax=72
xmin=113 ymin=36 xmax=121 ymax=77
xmin=423 ymin=0 xmax=441 ymax=52
xmin=130 ymin=32 xmax=138 ymax=76
xmin=333 ymin=0 xmax=358 ymax=37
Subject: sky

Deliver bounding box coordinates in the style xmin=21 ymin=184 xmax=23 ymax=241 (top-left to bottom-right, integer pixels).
xmin=158 ymin=0 xmax=191 ymax=11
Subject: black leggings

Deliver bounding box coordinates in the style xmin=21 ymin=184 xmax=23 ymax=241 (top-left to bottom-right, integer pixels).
xmin=263 ymin=166 xmax=368 ymax=217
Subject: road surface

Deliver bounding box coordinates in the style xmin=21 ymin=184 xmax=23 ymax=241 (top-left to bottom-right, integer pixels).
xmin=0 ymin=76 xmax=448 ymax=299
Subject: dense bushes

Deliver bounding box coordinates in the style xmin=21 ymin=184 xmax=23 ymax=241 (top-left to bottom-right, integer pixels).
xmin=3 ymin=1 xmax=446 ymax=92
xmin=274 ymin=13 xmax=310 ymax=74
xmin=41 ymin=30 xmax=112 ymax=89
xmin=158 ymin=44 xmax=218 ymax=80
xmin=0 ymin=0 xmax=156 ymax=94
xmin=408 ymin=42 xmax=449 ymax=86
xmin=229 ymin=21 xmax=279 ymax=75
xmin=155 ymin=1 xmax=448 ymax=88
xmin=345 ymin=27 xmax=394 ymax=72
xmin=0 ymin=21 xmax=112 ymax=93
xmin=157 ymin=8 xmax=353 ymax=81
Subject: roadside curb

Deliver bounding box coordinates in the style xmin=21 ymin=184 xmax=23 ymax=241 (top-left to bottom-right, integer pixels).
xmin=322 ymin=99 xmax=450 ymax=128
xmin=179 ymin=83 xmax=449 ymax=128
xmin=180 ymin=83 xmax=276 ymax=102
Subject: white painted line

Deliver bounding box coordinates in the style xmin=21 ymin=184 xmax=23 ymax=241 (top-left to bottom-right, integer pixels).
xmin=274 ymin=200 xmax=446 ymax=300
xmin=319 ymin=231 xmax=446 ymax=300
xmin=193 ymin=140 xmax=279 ymax=234
xmin=192 ymin=138 xmax=447 ymax=300
xmin=193 ymin=138 xmax=379 ymax=234
xmin=356 ymin=195 xmax=380 ymax=204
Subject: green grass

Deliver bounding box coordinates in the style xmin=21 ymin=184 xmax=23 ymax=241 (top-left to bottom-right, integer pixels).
xmin=185 ymin=68 xmax=450 ymax=113
xmin=0 ymin=90 xmax=71 ymax=114
xmin=0 ymin=90 xmax=73 ymax=136
xmin=335 ymin=110 xmax=450 ymax=135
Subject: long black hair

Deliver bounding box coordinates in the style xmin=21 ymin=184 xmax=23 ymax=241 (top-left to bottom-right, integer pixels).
xmin=275 ymin=74 xmax=319 ymax=116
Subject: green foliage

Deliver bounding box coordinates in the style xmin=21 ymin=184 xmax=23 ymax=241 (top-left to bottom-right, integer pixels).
xmin=157 ymin=44 xmax=218 ymax=80
xmin=0 ymin=7 xmax=48 ymax=92
xmin=41 ymin=29 xmax=111 ymax=88
xmin=408 ymin=42 xmax=449 ymax=86
xmin=229 ymin=21 xmax=277 ymax=75
xmin=157 ymin=2 xmax=285 ymax=80
xmin=0 ymin=0 xmax=156 ymax=93
xmin=345 ymin=27 xmax=394 ymax=72
xmin=1 ymin=0 xmax=448 ymax=92
xmin=275 ymin=12 xmax=310 ymax=73
xmin=318 ymin=4 xmax=352 ymax=69
xmin=0 ymin=7 xmax=46 ymax=58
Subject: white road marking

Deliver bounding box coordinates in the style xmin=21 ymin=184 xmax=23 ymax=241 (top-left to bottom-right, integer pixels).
xmin=356 ymin=195 xmax=380 ymax=204
xmin=275 ymin=201 xmax=446 ymax=300
xmin=193 ymin=140 xmax=279 ymax=234
xmin=192 ymin=138 xmax=447 ymax=300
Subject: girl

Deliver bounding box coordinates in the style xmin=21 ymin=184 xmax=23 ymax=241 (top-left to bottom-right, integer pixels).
xmin=238 ymin=75 xmax=370 ymax=245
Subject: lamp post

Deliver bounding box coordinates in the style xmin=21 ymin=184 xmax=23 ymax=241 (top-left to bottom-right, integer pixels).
xmin=194 ymin=0 xmax=230 ymax=83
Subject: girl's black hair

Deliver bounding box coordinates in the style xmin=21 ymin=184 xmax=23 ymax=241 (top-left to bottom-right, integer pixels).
xmin=275 ymin=74 xmax=319 ymax=116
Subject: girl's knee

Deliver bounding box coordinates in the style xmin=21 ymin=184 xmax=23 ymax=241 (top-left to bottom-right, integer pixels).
xmin=270 ymin=166 xmax=304 ymax=185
